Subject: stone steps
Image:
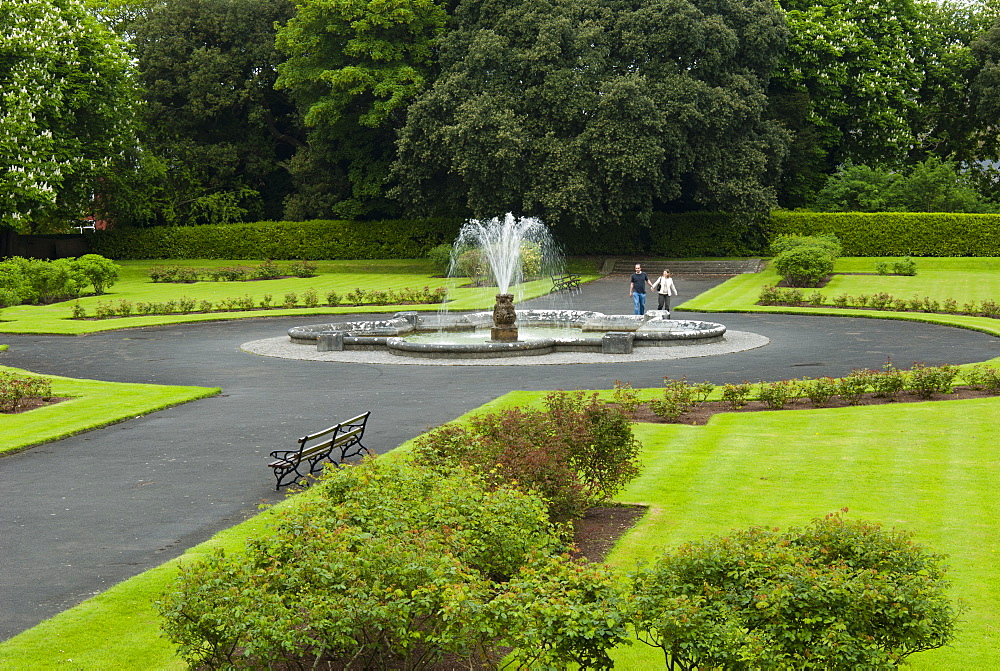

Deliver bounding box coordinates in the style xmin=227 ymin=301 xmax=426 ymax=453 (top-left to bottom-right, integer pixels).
xmin=602 ymin=258 xmax=764 ymax=275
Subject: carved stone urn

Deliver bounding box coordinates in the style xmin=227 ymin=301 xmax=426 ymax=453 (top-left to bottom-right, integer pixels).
xmin=491 ymin=293 xmax=518 ymax=341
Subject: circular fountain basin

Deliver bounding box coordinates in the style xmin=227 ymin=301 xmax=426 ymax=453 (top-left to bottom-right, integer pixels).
xmin=287 ymin=310 xmax=726 ymax=359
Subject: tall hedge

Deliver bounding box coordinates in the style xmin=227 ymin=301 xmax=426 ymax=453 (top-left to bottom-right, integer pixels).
xmin=647 ymin=212 xmax=769 ymax=257
xmin=88 ymin=218 xmax=463 ymax=260
xmin=770 ymin=211 xmax=1000 ymax=257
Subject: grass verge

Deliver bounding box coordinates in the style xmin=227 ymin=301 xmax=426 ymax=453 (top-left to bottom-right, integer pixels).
xmin=4 ymin=380 xmax=999 ymax=668
xmin=679 ymin=257 xmax=1000 ymax=338
xmin=0 ymin=366 xmax=220 ymax=455
xmin=0 ymin=259 xmax=597 ymax=335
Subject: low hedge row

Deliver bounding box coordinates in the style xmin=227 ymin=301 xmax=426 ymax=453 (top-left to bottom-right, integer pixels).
xmin=770 ymin=211 xmax=1000 ymax=257
xmin=84 ymin=211 xmax=1000 ymax=259
xmin=88 ymin=218 xmax=463 ymax=260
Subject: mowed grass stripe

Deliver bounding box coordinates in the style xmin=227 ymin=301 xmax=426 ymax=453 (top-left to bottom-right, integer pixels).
xmin=608 ymin=398 xmax=1000 ymax=669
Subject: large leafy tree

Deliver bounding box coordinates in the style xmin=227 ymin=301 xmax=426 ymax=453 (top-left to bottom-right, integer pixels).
xmin=0 ymin=0 xmax=138 ymax=233
xmin=274 ymin=0 xmax=448 ymax=219
xmin=392 ymin=0 xmax=790 ymax=228
xmin=771 ymin=0 xmax=1000 ymax=207
xmin=120 ymin=0 xmax=300 ymax=225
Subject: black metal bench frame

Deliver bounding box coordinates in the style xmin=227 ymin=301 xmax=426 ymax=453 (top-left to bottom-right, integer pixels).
xmin=268 ymin=411 xmax=371 ymax=489
xmin=550 ymin=273 xmax=582 ymax=293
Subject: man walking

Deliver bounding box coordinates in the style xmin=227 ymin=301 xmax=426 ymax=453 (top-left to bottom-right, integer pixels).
xmin=629 ymin=263 xmax=652 ymax=315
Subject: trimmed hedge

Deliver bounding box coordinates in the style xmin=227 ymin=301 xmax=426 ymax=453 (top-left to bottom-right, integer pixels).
xmin=647 ymin=212 xmax=769 ymax=257
xmin=770 ymin=211 xmax=1000 ymax=257
xmin=88 ymin=218 xmax=463 ymax=260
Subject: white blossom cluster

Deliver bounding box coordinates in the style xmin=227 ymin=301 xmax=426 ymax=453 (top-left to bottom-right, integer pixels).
xmin=0 ymin=0 xmax=137 ymax=231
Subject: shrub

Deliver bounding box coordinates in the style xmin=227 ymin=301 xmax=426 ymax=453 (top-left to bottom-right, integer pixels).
xmin=720 ymin=381 xmax=752 ymax=409
xmin=286 ymin=259 xmax=318 ymax=278
xmin=0 ymin=371 xmax=54 ymax=412
xmin=158 ymin=459 xmax=573 ymax=670
xmin=807 ymin=291 xmax=824 ymax=307
xmin=412 ymin=391 xmax=642 ymax=523
xmin=869 ymin=361 xmax=907 ymax=399
xmin=770 ymin=233 xmax=842 ymax=257
xmin=175 ymin=266 xmax=200 ymax=283
xmin=648 ymin=377 xmax=696 ymax=421
xmin=856 ymin=293 xmax=870 ymax=307
xmin=71 ymin=301 xmax=87 ymax=319
xmin=893 ymin=256 xmax=917 ymax=275
xmin=208 ymin=265 xmax=250 ymax=282
xmin=757 ymin=285 xmax=781 ymax=305
xmin=802 ymin=376 xmax=837 ymax=406
xmin=70 ymin=254 xmax=119 ymax=294
xmin=757 ymin=379 xmax=797 ymax=409
xmin=836 ymin=371 xmax=870 ymax=405
xmin=237 ymin=294 xmax=255 ymax=311
xmin=982 ymin=299 xmax=1000 ymax=317
xmin=345 ymin=288 xmax=365 ymax=305
xmin=907 ymin=363 xmax=959 ymax=399
xmin=177 ymin=296 xmax=196 ymax=313
xmin=892 ymin=297 xmax=908 ymax=311
xmin=324 ymin=290 xmax=340 ymax=307
xmin=198 ymin=299 xmax=213 ymax=312
xmin=259 ymin=294 xmax=272 ymax=309
xmin=302 ymin=288 xmax=319 ymax=308
xmin=147 ymin=265 xmax=177 ymax=282
xmin=626 ymin=512 xmax=959 ymax=669
xmin=832 ymin=293 xmax=851 ymax=308
xmin=942 ymin=297 xmax=958 ymax=313
xmin=426 ymin=243 xmax=454 ymax=275
xmin=772 ymin=245 xmax=835 ymax=288
xmin=875 ymin=261 xmax=890 ymax=275
xmin=870 ymin=291 xmax=894 ymax=310
xmin=282 ymin=292 xmax=297 ymax=309
xmin=612 ymin=380 xmax=640 ymax=413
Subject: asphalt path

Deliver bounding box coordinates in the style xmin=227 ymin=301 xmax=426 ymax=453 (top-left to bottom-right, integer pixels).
xmin=2 ymin=275 xmax=999 ymax=641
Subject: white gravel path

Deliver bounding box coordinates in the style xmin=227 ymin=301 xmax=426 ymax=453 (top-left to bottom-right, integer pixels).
xmin=241 ymin=330 xmax=769 ymax=366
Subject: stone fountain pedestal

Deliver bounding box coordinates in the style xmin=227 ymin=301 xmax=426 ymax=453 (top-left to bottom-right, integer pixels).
xmin=491 ymin=293 xmax=518 ymax=342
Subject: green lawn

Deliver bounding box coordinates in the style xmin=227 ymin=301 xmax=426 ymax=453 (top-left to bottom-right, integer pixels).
xmin=0 ymin=259 xmax=594 ymax=335
xmin=4 ymin=380 xmax=999 ymax=668
xmin=0 ymin=365 xmax=220 ymax=455
xmin=680 ymin=257 xmax=1000 ymax=338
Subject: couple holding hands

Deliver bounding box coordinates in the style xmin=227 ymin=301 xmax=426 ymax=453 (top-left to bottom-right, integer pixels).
xmin=629 ymin=263 xmax=677 ymax=316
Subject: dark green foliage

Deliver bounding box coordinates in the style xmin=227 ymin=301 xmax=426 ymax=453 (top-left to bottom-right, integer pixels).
xmin=626 ymin=512 xmax=960 ymax=669
xmin=412 ymin=391 xmax=642 ymax=523
xmin=158 ymin=459 xmax=627 ymax=669
xmin=813 ymin=159 xmax=997 ymax=214
xmin=0 ymin=255 xmax=119 ymax=304
xmin=770 ymin=211 xmax=1000 ymax=256
xmin=770 ymin=232 xmax=841 ymax=258
xmin=112 ymin=0 xmax=300 ymax=225
xmin=772 ymin=245 xmax=835 ymax=287
xmin=393 ymin=0 xmax=789 ymax=226
xmin=88 ymin=218 xmax=462 ymax=260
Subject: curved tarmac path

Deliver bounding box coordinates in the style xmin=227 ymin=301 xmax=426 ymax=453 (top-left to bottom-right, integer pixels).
xmin=2 ymin=276 xmax=999 ymax=640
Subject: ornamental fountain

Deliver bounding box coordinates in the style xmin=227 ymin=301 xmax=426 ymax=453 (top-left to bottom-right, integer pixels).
xmin=286 ymin=213 xmax=727 ymax=358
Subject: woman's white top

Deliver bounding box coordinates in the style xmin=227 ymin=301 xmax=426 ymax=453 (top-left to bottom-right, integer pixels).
xmin=651 ymin=276 xmax=677 ymax=295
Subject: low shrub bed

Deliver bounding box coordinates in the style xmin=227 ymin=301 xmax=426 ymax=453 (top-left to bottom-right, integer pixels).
xmin=148 ymin=259 xmax=316 ymax=282
xmin=622 ymin=362 xmax=1000 ymax=425
xmin=0 ymin=255 xmax=119 ymax=306
xmin=758 ymin=285 xmax=1000 ymax=318
xmin=0 ymin=371 xmax=55 ymax=413
xmin=72 ymin=286 xmax=449 ymax=319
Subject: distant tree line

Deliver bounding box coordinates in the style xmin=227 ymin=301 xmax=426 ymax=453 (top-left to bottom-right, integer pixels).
xmin=5 ymin=0 xmax=1000 ymax=233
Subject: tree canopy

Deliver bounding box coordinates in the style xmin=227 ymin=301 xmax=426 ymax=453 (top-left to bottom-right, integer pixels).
xmin=392 ymin=0 xmax=790 ymax=227
xmin=0 ymin=0 xmax=138 ymax=233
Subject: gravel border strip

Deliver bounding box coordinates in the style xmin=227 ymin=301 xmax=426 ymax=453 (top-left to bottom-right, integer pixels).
xmin=240 ymin=330 xmax=769 ymax=366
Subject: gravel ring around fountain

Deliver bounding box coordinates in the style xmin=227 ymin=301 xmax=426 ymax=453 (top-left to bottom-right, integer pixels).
xmin=240 ymin=330 xmax=769 ymax=365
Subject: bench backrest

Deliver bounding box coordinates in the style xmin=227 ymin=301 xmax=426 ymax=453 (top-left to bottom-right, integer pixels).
xmin=297 ymin=411 xmax=370 ymax=451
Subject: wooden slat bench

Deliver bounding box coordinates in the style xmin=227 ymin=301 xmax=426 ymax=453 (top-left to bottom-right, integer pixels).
xmin=268 ymin=411 xmax=371 ymax=490
xmin=550 ymin=273 xmax=582 ymax=293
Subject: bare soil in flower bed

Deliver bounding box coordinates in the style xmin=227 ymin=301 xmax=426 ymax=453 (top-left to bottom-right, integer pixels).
xmin=623 ymin=386 xmax=999 ymax=426
xmin=1 ymin=397 xmax=69 ymax=414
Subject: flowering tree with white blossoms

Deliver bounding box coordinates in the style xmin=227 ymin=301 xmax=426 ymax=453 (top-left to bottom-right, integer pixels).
xmin=0 ymin=0 xmax=138 ymax=232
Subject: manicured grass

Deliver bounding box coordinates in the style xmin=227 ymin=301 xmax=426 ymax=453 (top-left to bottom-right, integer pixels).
xmin=5 ymin=378 xmax=1000 ymax=668
xmin=0 ymin=259 xmax=594 ymax=335
xmin=605 ymin=397 xmax=1000 ymax=669
xmin=0 ymin=366 xmax=220 ymax=455
xmin=680 ymin=257 xmax=1000 ymax=338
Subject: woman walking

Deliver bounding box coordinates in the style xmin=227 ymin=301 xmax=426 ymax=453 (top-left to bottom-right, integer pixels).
xmin=651 ymin=269 xmax=678 ymax=313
